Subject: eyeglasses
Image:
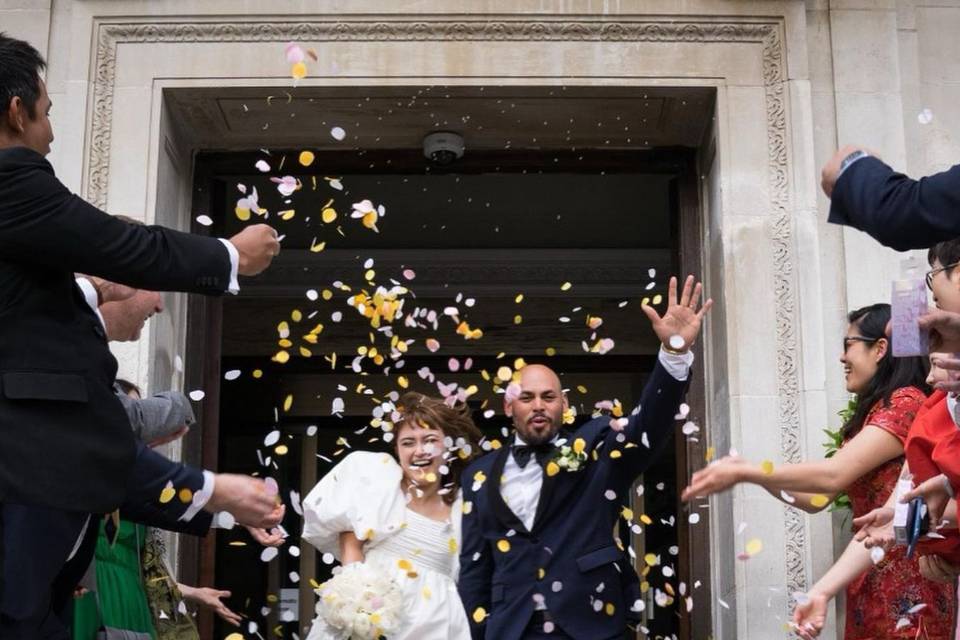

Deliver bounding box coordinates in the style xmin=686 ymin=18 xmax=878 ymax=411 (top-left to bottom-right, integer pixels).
xmin=843 ymin=336 xmax=877 ymax=353
xmin=926 ymin=261 xmax=960 ymax=290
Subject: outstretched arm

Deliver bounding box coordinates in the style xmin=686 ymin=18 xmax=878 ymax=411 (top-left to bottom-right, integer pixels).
xmin=792 ymin=537 xmax=875 ymax=638
xmin=827 ymin=151 xmax=960 ymax=251
xmin=682 ymin=425 xmax=903 ymax=509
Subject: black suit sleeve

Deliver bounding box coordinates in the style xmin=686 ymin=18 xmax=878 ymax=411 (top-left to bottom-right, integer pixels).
xmin=458 ymin=476 xmax=492 ymax=640
xmin=119 ymin=443 xmax=212 ymax=536
xmin=0 ymin=156 xmax=231 ymax=294
xmin=829 ymin=156 xmax=960 ymax=251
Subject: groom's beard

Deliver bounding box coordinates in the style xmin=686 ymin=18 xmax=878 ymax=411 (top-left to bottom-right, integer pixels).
xmin=516 ymin=414 xmax=557 ymax=445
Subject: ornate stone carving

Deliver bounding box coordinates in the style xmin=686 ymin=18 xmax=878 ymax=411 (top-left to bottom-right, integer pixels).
xmin=87 ymin=15 xmax=802 ymax=626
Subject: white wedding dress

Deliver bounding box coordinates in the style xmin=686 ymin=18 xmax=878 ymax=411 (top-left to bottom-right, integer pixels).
xmin=301 ymin=451 xmax=471 ymax=640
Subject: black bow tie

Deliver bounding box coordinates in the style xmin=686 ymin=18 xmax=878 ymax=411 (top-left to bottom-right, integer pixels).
xmin=512 ymin=442 xmax=556 ymax=469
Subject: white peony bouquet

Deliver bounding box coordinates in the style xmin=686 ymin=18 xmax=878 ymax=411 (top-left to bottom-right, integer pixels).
xmin=315 ymin=562 xmax=404 ymax=639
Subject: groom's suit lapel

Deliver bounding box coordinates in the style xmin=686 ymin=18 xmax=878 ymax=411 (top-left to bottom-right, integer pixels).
xmin=488 ymin=444 xmax=528 ymax=534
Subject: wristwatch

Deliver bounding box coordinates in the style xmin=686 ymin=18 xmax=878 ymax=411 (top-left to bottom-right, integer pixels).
xmin=838 ymin=149 xmax=869 ymax=176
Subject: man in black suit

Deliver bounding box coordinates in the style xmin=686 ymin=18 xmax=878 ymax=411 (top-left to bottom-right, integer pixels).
xmin=0 ymin=33 xmax=282 ymax=637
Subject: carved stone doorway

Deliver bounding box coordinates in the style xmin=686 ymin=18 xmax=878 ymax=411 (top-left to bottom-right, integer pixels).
xmin=176 ymin=85 xmax=714 ymax=638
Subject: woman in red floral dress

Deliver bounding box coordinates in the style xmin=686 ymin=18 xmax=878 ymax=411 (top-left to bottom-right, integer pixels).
xmin=682 ymin=303 xmax=955 ymax=638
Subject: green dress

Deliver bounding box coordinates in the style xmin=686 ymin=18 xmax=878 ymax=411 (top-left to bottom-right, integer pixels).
xmin=73 ymin=519 xmax=156 ymax=639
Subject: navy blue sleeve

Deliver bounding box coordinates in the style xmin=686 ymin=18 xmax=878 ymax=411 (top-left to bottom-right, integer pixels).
xmin=829 ymin=156 xmax=960 ymax=251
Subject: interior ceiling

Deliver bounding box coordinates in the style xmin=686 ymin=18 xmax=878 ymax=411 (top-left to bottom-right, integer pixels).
xmin=166 ymin=85 xmax=715 ymax=151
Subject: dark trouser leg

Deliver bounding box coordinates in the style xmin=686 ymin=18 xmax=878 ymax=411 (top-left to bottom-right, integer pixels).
xmin=0 ymin=503 xmax=88 ymax=640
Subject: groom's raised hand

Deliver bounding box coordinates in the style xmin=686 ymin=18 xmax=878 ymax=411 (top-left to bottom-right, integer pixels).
xmin=641 ymin=274 xmax=713 ymax=352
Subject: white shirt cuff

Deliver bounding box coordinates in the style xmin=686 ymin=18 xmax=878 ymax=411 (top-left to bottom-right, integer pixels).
xmin=658 ymin=346 xmax=694 ymax=381
xmin=75 ymin=277 xmax=107 ymax=330
xmin=180 ymin=470 xmax=216 ymax=522
xmin=218 ymin=238 xmax=240 ymax=295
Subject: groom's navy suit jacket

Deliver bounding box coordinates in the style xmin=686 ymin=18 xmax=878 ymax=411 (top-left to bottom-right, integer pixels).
xmin=458 ymin=360 xmax=689 ymax=640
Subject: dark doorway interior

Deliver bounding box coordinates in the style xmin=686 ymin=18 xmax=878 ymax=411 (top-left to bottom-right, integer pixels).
xmin=177 ymin=90 xmax=712 ymax=637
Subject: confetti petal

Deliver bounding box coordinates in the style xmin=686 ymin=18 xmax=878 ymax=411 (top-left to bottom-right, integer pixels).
xmin=188 ymin=390 xmax=205 ymax=402
xmin=331 ymin=126 xmax=346 ymax=141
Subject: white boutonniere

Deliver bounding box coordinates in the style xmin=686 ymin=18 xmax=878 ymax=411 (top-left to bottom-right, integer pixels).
xmin=546 ymin=438 xmax=588 ymax=476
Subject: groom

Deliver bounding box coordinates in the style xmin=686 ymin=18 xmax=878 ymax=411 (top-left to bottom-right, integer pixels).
xmin=458 ymin=275 xmax=712 ymax=640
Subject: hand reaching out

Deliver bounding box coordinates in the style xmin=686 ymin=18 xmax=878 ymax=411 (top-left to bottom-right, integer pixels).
xmin=178 ymin=584 xmax=242 ymax=627
xmin=245 ymin=520 xmax=286 ymax=547
xmin=641 ymin=275 xmax=713 ymax=353
xmin=792 ymin=591 xmax=829 ymax=639
xmin=852 ymin=506 xmax=895 ymax=549
xmin=681 ymin=455 xmax=750 ymax=501
xmin=901 ymin=475 xmax=952 ymax=526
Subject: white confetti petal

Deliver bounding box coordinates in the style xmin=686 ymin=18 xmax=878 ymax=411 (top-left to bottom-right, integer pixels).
xmin=331 ymin=126 xmax=346 ymax=141
xmin=188 ymin=390 xmax=205 ymax=402
xmin=195 ymin=214 xmax=213 ymax=227
xmin=688 ymin=513 xmax=700 ymax=524
xmin=255 ymin=160 xmax=271 ymax=172
xmin=918 ymin=108 xmax=934 ymax=125
xmin=260 ymin=547 xmax=279 ymax=562
xmin=264 ymin=430 xmax=281 ymax=447
xmin=322 ymin=552 xmax=335 ymax=565
xmin=224 ymin=369 xmax=241 ymax=381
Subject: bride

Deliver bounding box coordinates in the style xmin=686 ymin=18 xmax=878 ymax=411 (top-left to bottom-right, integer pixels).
xmin=302 ymin=392 xmax=483 ymax=640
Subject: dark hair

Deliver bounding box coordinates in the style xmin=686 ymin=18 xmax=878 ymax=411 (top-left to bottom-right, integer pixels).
xmin=395 ymin=392 xmax=483 ymax=505
xmin=927 ymin=238 xmax=960 ymax=272
xmin=115 ymin=378 xmax=142 ymax=398
xmin=0 ymin=33 xmax=46 ymax=119
xmin=841 ymin=303 xmax=930 ymax=439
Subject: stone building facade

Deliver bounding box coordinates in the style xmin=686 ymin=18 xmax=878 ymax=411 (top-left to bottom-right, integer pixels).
xmin=4 ymin=1 xmax=958 ymax=638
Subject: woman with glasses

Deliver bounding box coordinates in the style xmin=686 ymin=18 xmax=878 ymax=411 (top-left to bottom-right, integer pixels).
xmin=682 ymin=303 xmax=954 ymax=639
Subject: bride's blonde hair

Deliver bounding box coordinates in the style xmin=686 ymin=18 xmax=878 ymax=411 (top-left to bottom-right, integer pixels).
xmin=395 ymin=392 xmax=483 ymax=504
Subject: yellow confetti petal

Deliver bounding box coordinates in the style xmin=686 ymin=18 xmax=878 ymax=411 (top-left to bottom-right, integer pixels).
xmin=322 ymin=207 xmax=337 ymax=223
xmin=644 ymin=553 xmax=659 ymax=566
xmin=321 ymin=289 xmax=333 ymax=301
xmin=545 ymin=347 xmax=556 ymax=356
xmin=545 ymin=461 xmax=560 ymax=477
xmin=299 ymin=346 xmax=312 ymax=357
xmin=279 ymin=209 xmax=295 ymax=221
xmin=398 ymin=559 xmax=412 ymax=571
xmin=610 ymin=450 xmax=622 ymax=459
xmin=605 ymin=603 xmax=615 ymax=616
xmin=573 ymin=438 xmax=586 ymax=455
xmin=515 ymin=293 xmax=524 ymax=303
xmin=561 ymin=282 xmax=572 ymax=291
xmin=310 ymin=238 xmax=326 ymax=252
xmin=472 ymin=607 xmax=487 ymax=624
xmin=640 ymin=514 xmax=653 ymax=525
xmin=283 ymin=394 xmax=293 ymax=412
xmin=760 ymin=460 xmax=774 ymax=475
xmin=810 ymin=494 xmax=830 ymax=508
xmin=291 ymin=309 xmax=302 ymax=322
xmin=746 ymin=538 xmax=763 ymax=556
xmin=496 ymin=366 xmax=512 ymax=382
xmin=298 ymin=151 xmax=315 ymax=166
xmin=273 ymin=350 xmax=290 ymax=364
xmin=652 ymin=294 xmax=662 ymax=305
xmin=514 ymin=315 xmax=523 ymax=324
xmin=252 ymin=369 xmax=263 ymax=379
xmin=538 ymin=567 xmax=545 ymax=579
xmin=234 ymin=207 xmax=251 ymax=221
xmin=497 ymin=539 xmax=511 ymax=553
xmin=422 ymin=586 xmax=432 ymax=599
xmin=275 ymin=444 xmax=289 ymax=456
xmin=291 ymin=62 xmax=307 ymax=79
xmin=178 ymin=488 xmax=193 ymax=503
xmin=462 ymin=501 xmax=473 ymax=514
xmin=705 ymin=446 xmax=715 ymax=462
xmin=448 ymin=538 xmax=458 ymax=553
xmin=159 ymin=485 xmax=175 ymax=504
xmin=225 ymin=634 xmax=245 ymax=640
xmin=621 ymin=507 xmax=634 ymax=521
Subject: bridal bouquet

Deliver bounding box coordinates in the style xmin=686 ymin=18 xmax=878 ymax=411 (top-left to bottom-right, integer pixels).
xmin=315 ymin=562 xmax=404 ymax=639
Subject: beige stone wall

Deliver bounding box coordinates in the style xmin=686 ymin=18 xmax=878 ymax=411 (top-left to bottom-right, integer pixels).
xmin=7 ymin=0 xmax=959 ymax=637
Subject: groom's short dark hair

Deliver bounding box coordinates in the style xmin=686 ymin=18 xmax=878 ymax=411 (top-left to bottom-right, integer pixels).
xmin=0 ymin=33 xmax=47 ymax=120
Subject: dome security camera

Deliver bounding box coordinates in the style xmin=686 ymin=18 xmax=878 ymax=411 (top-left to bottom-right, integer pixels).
xmin=423 ymin=131 xmax=465 ymax=166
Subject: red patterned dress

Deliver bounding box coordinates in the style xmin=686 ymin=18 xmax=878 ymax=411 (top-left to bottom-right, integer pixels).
xmin=843 ymin=386 xmax=955 ymax=639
